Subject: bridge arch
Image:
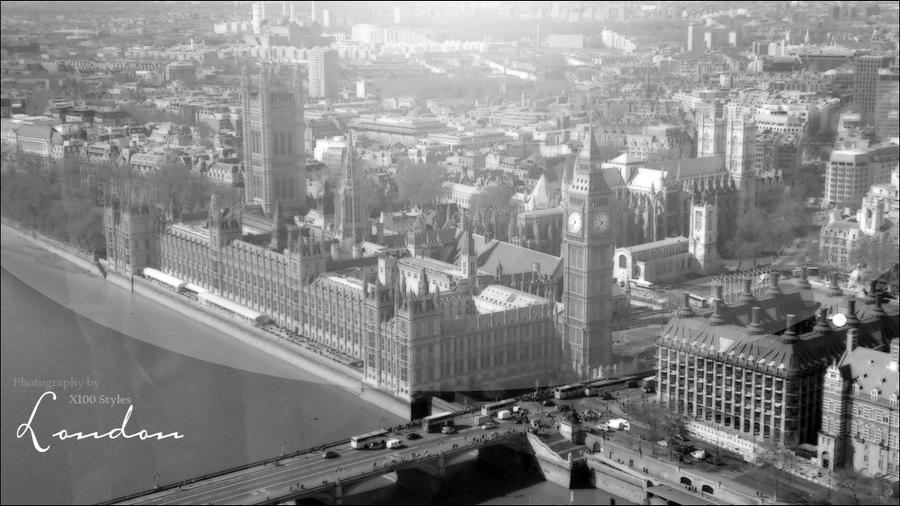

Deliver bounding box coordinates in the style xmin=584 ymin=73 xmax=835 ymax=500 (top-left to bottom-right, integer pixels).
xmin=680 ymin=476 xmax=692 ymax=487
xmin=296 ymin=492 xmax=336 ymax=505
xmin=702 ymin=484 xmax=714 ymax=494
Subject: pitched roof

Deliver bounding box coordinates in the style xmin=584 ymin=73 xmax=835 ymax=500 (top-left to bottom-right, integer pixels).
xmin=837 ymin=344 xmax=899 ymax=402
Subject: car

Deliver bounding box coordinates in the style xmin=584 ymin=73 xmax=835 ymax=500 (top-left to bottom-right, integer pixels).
xmin=481 ymin=422 xmax=499 ymax=430
xmin=627 ymin=380 xmax=639 ymax=388
xmin=441 ymin=426 xmax=457 ymax=434
xmin=406 ymin=432 xmax=422 ymax=440
xmin=322 ymin=450 xmax=339 ymax=459
xmin=600 ymin=392 xmax=615 ymax=400
xmin=367 ymin=441 xmax=386 ymax=450
xmin=542 ymin=400 xmax=556 ymax=407
xmin=656 ymin=440 xmax=669 ymax=447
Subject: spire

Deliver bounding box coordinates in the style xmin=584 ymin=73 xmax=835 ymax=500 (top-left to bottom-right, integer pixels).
xmin=579 ymin=97 xmax=602 ymax=161
xmin=270 ymin=200 xmax=287 ymax=252
xmin=418 ymin=267 xmax=428 ymax=296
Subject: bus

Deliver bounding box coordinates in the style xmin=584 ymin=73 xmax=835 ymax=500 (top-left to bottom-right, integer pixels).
xmin=481 ymin=398 xmax=517 ymax=417
xmin=641 ymin=376 xmax=657 ymax=393
xmin=554 ymin=384 xmax=583 ymax=400
xmin=422 ymin=411 xmax=455 ymax=433
xmin=350 ymin=428 xmax=389 ymax=449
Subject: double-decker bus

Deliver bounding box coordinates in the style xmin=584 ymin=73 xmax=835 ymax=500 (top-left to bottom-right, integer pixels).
xmin=641 ymin=376 xmax=657 ymax=393
xmin=350 ymin=428 xmax=389 ymax=449
xmin=554 ymin=383 xmax=583 ymax=400
xmin=481 ymin=398 xmax=517 ymax=417
xmin=422 ymin=411 xmax=455 ymax=433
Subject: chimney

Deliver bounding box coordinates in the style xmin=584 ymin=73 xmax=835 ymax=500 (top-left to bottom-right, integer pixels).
xmin=748 ymin=306 xmax=764 ymax=335
xmin=767 ymin=272 xmax=782 ymax=297
xmin=864 ymin=280 xmax=878 ymax=305
xmin=827 ymin=273 xmax=842 ymax=296
xmin=783 ymin=314 xmax=799 ymax=343
xmin=846 ymin=298 xmax=860 ymax=328
xmin=330 ymin=241 xmax=339 ymax=260
xmin=740 ymin=278 xmax=755 ymax=304
xmin=872 ymin=288 xmax=886 ymax=318
xmin=799 ymin=267 xmax=811 ymax=289
xmin=846 ymin=327 xmax=859 ymax=354
xmin=714 ymin=284 xmax=724 ymax=302
xmin=677 ymin=292 xmax=695 ymax=317
xmin=709 ymin=299 xmax=725 ymax=326
xmin=889 ymin=339 xmax=899 ymax=371
xmin=814 ymin=308 xmax=831 ymax=334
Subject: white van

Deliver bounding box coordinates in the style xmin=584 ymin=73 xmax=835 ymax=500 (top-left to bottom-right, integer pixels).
xmin=386 ymin=438 xmax=404 ymax=449
xmin=497 ymin=409 xmax=513 ymax=420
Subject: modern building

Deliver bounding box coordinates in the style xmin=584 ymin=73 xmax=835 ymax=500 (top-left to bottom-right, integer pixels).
xmin=240 ymin=63 xmax=306 ymax=214
xmin=854 ymin=55 xmax=894 ymax=126
xmin=875 ymin=69 xmax=900 ymax=141
xmin=349 ymin=115 xmax=452 ymax=147
xmin=657 ymin=274 xmax=898 ymax=451
xmin=164 ymin=61 xmax=198 ymax=86
xmin=307 ymin=47 xmax=339 ymax=100
xmin=687 ymin=23 xmax=705 ymax=53
xmin=824 ymin=141 xmax=899 ymax=208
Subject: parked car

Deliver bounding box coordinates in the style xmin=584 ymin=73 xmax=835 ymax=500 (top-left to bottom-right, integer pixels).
xmin=627 ymin=380 xmax=639 ymax=388
xmin=367 ymin=440 xmax=386 ymax=450
xmin=480 ymin=422 xmax=499 ymax=430
xmin=322 ymin=450 xmax=339 ymax=459
xmin=441 ymin=426 xmax=457 ymax=435
xmin=542 ymin=400 xmax=556 ymax=407
xmin=600 ymin=392 xmax=615 ymax=400
xmin=406 ymin=432 xmax=422 ymax=440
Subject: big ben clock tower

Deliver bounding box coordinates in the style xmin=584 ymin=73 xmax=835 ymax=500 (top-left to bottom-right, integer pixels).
xmin=561 ymin=117 xmax=614 ymax=380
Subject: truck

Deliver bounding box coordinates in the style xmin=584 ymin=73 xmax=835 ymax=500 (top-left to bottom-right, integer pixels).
xmin=497 ymin=409 xmax=513 ymax=420
xmin=473 ymin=414 xmax=492 ymax=426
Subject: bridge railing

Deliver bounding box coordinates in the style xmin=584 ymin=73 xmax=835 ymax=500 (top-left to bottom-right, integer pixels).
xmin=98 ymin=437 xmax=352 ymax=505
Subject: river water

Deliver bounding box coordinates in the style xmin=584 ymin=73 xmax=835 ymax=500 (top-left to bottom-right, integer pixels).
xmin=0 ymin=228 xmax=628 ymax=505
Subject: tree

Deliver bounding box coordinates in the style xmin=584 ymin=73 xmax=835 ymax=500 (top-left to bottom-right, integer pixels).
xmin=851 ymin=233 xmax=900 ymax=285
xmin=468 ymin=184 xmax=514 ymax=213
xmin=834 ymin=468 xmax=897 ymax=505
xmin=766 ymin=198 xmax=809 ymax=254
xmin=395 ymin=161 xmax=445 ymax=208
xmin=726 ymin=205 xmax=769 ymax=268
xmin=629 ymin=402 xmax=686 ymax=457
xmin=754 ymin=438 xmax=793 ymax=502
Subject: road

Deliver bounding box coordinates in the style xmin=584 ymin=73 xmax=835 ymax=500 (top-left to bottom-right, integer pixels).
xmin=121 ymin=420 xmax=526 ymax=505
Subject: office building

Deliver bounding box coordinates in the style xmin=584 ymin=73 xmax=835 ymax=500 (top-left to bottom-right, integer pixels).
xmin=854 ymin=55 xmax=893 ymax=126
xmin=824 ymin=141 xmax=899 ymax=208
xmin=308 ymin=48 xmax=339 ymax=100
xmin=658 ymin=275 xmax=898 ymax=450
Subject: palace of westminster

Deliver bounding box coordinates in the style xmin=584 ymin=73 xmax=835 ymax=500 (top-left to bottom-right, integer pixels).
xmin=103 ymin=67 xmax=898 ymax=475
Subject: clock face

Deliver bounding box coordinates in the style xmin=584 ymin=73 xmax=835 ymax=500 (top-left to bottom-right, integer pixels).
xmin=567 ymin=212 xmax=583 ymax=234
xmin=593 ymin=212 xmax=609 ymax=233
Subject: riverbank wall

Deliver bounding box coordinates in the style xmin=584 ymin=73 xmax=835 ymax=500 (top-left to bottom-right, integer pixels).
xmin=1 ymin=220 xmax=412 ymax=420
